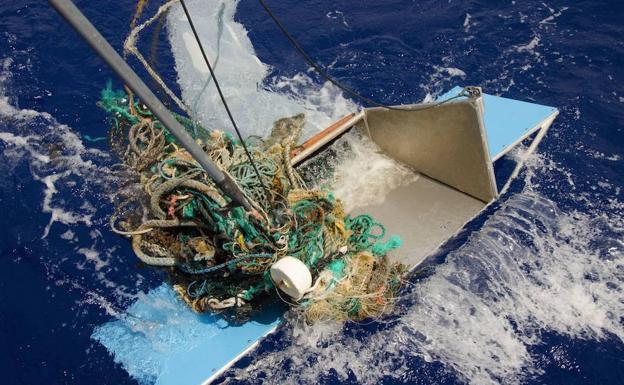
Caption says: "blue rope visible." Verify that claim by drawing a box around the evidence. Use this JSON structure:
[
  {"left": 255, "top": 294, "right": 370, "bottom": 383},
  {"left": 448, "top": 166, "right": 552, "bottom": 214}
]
[{"left": 179, "top": 253, "right": 274, "bottom": 275}]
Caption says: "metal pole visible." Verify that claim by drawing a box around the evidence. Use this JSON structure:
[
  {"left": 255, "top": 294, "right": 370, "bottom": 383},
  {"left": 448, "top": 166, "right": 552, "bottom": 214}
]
[{"left": 47, "top": 0, "right": 252, "bottom": 210}]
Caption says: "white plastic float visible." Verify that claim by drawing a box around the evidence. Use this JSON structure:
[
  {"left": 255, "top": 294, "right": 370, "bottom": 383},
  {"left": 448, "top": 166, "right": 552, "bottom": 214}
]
[{"left": 270, "top": 256, "right": 313, "bottom": 301}]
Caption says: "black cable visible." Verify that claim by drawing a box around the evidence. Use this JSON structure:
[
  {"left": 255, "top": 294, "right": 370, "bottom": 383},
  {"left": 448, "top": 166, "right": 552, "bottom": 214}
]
[
  {"left": 180, "top": 0, "right": 270, "bottom": 201},
  {"left": 257, "top": 0, "right": 468, "bottom": 111}
]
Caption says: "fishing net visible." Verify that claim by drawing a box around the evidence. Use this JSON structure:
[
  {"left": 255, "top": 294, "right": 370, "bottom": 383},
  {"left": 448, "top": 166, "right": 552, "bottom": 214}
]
[
  {"left": 101, "top": 0, "right": 406, "bottom": 323},
  {"left": 99, "top": 84, "right": 407, "bottom": 323}
]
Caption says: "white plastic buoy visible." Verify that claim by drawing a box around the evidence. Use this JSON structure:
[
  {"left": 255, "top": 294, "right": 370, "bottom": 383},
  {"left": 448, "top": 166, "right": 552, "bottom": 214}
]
[{"left": 270, "top": 256, "right": 312, "bottom": 301}]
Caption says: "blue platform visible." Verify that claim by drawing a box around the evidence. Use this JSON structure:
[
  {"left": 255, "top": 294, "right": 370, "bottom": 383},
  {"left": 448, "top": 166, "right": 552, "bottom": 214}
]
[
  {"left": 439, "top": 86, "right": 558, "bottom": 160},
  {"left": 92, "top": 285, "right": 282, "bottom": 385},
  {"left": 93, "top": 88, "right": 558, "bottom": 385}
]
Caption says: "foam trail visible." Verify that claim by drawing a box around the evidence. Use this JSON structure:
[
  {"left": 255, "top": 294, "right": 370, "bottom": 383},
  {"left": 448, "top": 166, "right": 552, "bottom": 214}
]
[
  {"left": 331, "top": 132, "right": 418, "bottom": 211},
  {"left": 0, "top": 60, "right": 106, "bottom": 238},
  {"left": 166, "top": 0, "right": 357, "bottom": 139},
  {"left": 0, "top": 56, "right": 142, "bottom": 310}
]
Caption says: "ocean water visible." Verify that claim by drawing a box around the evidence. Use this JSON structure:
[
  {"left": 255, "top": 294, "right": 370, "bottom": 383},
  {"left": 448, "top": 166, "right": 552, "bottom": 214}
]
[{"left": 1, "top": 1, "right": 623, "bottom": 385}]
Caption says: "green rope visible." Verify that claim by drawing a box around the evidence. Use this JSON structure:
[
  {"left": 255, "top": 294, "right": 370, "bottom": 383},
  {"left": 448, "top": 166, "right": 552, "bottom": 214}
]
[
  {"left": 101, "top": 84, "right": 405, "bottom": 321},
  {"left": 346, "top": 214, "right": 386, "bottom": 251}
]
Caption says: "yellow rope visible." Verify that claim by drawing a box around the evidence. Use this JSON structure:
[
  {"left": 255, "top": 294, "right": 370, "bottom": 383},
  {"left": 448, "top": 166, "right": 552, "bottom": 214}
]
[{"left": 130, "top": 0, "right": 150, "bottom": 29}]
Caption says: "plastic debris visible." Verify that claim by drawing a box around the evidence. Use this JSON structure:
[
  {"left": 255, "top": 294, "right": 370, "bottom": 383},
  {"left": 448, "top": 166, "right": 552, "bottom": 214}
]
[{"left": 100, "top": 84, "right": 406, "bottom": 323}]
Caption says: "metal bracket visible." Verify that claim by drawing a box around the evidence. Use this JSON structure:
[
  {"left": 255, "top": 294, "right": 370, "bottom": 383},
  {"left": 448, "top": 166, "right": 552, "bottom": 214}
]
[{"left": 460, "top": 86, "right": 482, "bottom": 99}]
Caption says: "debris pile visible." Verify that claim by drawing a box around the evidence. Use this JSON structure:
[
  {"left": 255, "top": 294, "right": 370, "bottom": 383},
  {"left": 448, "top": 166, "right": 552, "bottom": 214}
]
[{"left": 100, "top": 84, "right": 406, "bottom": 322}]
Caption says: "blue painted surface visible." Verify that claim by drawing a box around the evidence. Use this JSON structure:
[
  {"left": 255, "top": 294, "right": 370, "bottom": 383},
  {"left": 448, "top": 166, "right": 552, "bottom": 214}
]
[
  {"left": 155, "top": 307, "right": 281, "bottom": 385},
  {"left": 93, "top": 285, "right": 281, "bottom": 385},
  {"left": 439, "top": 86, "right": 558, "bottom": 159}
]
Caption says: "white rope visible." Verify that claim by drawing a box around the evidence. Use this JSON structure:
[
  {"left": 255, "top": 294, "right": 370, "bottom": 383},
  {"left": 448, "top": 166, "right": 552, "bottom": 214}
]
[{"left": 124, "top": 0, "right": 191, "bottom": 115}]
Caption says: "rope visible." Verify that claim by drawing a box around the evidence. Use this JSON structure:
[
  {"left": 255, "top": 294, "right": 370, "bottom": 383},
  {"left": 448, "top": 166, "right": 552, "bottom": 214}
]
[
  {"left": 150, "top": 175, "right": 226, "bottom": 219},
  {"left": 124, "top": 0, "right": 191, "bottom": 115},
  {"left": 130, "top": 0, "right": 149, "bottom": 29},
  {"left": 131, "top": 219, "right": 201, "bottom": 266},
  {"left": 180, "top": 253, "right": 274, "bottom": 275},
  {"left": 257, "top": 0, "right": 470, "bottom": 111},
  {"left": 100, "top": 0, "right": 410, "bottom": 320}
]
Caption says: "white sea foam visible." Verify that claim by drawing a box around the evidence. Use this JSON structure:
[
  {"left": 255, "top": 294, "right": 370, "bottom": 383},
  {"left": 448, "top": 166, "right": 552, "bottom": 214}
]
[
  {"left": 323, "top": 131, "right": 418, "bottom": 212},
  {"left": 0, "top": 95, "right": 99, "bottom": 238},
  {"left": 463, "top": 13, "right": 473, "bottom": 32},
  {"left": 78, "top": 245, "right": 109, "bottom": 271},
  {"left": 435, "top": 65, "right": 467, "bottom": 78},
  {"left": 326, "top": 10, "right": 350, "bottom": 28},
  {"left": 60, "top": 229, "right": 76, "bottom": 240},
  {"left": 539, "top": 5, "right": 569, "bottom": 26},
  {"left": 515, "top": 36, "right": 541, "bottom": 55},
  {"left": 424, "top": 63, "right": 468, "bottom": 97},
  {"left": 166, "top": 0, "right": 356, "bottom": 140}
]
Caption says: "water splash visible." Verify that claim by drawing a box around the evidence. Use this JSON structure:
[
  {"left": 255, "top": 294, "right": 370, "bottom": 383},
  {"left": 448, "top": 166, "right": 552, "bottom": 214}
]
[
  {"left": 166, "top": 0, "right": 357, "bottom": 139},
  {"left": 92, "top": 2, "right": 624, "bottom": 384}
]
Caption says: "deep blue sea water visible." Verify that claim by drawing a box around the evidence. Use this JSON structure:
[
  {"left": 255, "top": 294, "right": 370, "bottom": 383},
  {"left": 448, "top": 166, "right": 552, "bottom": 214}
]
[{"left": 1, "top": 1, "right": 623, "bottom": 385}]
